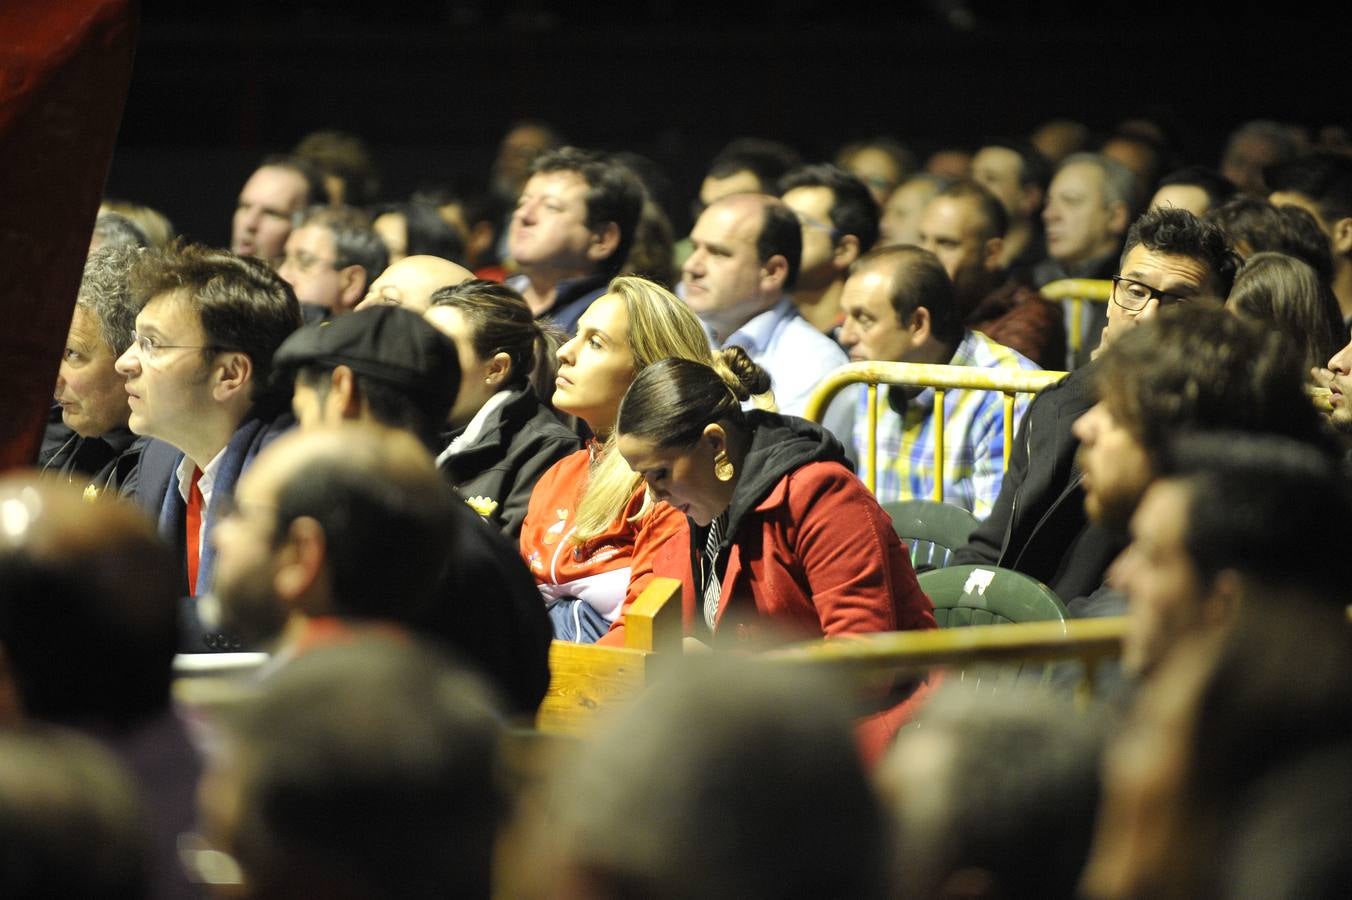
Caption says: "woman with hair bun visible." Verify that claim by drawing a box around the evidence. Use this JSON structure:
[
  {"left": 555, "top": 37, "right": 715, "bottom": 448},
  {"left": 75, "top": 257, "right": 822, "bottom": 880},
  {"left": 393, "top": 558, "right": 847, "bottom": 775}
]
[{"left": 612, "top": 352, "right": 935, "bottom": 757}]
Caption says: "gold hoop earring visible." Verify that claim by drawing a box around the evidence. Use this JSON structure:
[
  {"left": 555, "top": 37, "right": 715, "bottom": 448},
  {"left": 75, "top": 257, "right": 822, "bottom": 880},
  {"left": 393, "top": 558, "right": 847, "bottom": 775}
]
[{"left": 714, "top": 450, "right": 735, "bottom": 482}]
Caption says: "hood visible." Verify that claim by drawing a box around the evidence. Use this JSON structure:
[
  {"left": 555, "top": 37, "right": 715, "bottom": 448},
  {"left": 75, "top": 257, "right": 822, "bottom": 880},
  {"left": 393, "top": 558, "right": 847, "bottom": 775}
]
[{"left": 720, "top": 411, "right": 849, "bottom": 543}]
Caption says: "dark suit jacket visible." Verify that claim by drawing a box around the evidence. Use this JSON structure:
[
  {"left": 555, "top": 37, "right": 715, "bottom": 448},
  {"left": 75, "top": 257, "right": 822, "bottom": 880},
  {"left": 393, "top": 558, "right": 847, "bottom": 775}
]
[
  {"left": 439, "top": 389, "right": 581, "bottom": 539},
  {"left": 130, "top": 414, "right": 294, "bottom": 652},
  {"left": 951, "top": 364, "right": 1127, "bottom": 602}
]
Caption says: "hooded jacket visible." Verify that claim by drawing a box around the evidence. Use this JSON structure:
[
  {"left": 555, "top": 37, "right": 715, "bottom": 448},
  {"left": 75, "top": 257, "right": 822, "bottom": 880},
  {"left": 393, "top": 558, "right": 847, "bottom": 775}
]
[
  {"left": 610, "top": 410, "right": 934, "bottom": 642},
  {"left": 602, "top": 412, "right": 936, "bottom": 761}
]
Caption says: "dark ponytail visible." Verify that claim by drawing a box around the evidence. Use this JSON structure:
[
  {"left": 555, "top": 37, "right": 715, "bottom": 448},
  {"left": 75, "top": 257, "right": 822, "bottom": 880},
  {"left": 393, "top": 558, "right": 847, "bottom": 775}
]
[{"left": 617, "top": 353, "right": 771, "bottom": 448}]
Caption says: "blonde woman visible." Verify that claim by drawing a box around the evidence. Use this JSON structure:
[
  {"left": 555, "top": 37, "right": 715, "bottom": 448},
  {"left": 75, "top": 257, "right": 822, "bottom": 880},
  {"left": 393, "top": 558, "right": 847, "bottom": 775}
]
[{"left": 519, "top": 275, "right": 733, "bottom": 642}]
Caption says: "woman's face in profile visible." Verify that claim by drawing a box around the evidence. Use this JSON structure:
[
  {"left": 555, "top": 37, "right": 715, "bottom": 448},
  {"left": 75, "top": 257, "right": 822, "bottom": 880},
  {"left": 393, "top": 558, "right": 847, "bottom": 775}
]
[
  {"left": 553, "top": 294, "right": 636, "bottom": 431},
  {"left": 616, "top": 430, "right": 733, "bottom": 527}
]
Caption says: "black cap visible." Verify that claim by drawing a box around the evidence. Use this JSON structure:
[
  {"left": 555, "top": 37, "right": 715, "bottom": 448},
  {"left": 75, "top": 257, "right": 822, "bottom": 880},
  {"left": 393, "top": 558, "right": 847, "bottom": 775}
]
[{"left": 273, "top": 306, "right": 460, "bottom": 421}]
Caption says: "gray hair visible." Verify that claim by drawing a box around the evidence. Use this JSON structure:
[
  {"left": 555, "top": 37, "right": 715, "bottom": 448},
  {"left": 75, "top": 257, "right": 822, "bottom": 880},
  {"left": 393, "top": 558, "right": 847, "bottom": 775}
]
[
  {"left": 1059, "top": 151, "right": 1137, "bottom": 211},
  {"left": 91, "top": 212, "right": 149, "bottom": 250},
  {"left": 75, "top": 245, "right": 143, "bottom": 354}
]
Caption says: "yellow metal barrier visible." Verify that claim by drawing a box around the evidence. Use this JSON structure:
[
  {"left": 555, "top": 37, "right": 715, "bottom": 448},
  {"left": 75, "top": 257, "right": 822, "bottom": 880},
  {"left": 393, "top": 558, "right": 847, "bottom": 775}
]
[
  {"left": 1039, "top": 278, "right": 1112, "bottom": 360},
  {"left": 804, "top": 361, "right": 1068, "bottom": 498}
]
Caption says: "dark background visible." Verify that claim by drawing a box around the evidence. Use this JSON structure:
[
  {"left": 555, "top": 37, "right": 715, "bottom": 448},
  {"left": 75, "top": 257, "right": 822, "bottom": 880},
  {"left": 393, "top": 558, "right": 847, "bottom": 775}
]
[{"left": 109, "top": 1, "right": 1349, "bottom": 244}]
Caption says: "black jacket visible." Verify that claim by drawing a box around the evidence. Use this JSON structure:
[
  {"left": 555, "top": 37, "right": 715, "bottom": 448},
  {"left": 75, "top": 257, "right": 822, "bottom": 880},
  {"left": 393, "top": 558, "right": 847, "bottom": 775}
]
[
  {"left": 438, "top": 389, "right": 580, "bottom": 538},
  {"left": 41, "top": 422, "right": 146, "bottom": 500},
  {"left": 951, "top": 365, "right": 1127, "bottom": 602}
]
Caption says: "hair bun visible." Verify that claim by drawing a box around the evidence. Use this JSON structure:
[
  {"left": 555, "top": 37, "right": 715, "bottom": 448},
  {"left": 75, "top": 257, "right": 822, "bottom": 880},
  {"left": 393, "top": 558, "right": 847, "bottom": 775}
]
[{"left": 717, "top": 346, "right": 772, "bottom": 400}]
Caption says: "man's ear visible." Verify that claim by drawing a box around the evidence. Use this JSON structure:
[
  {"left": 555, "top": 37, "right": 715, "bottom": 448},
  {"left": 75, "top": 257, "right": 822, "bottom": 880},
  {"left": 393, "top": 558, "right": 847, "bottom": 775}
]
[
  {"left": 336, "top": 266, "right": 368, "bottom": 312},
  {"left": 328, "top": 365, "right": 362, "bottom": 420},
  {"left": 1332, "top": 217, "right": 1352, "bottom": 257},
  {"left": 908, "top": 305, "right": 933, "bottom": 343},
  {"left": 1108, "top": 200, "right": 1130, "bottom": 236},
  {"left": 586, "top": 221, "right": 622, "bottom": 263},
  {"left": 1020, "top": 183, "right": 1044, "bottom": 218},
  {"left": 759, "top": 254, "right": 789, "bottom": 294},
  {"left": 213, "top": 352, "right": 254, "bottom": 403},
  {"left": 274, "top": 516, "right": 330, "bottom": 613},
  {"left": 1202, "top": 569, "right": 1245, "bottom": 626},
  {"left": 832, "top": 234, "right": 861, "bottom": 271},
  {"left": 982, "top": 236, "right": 1005, "bottom": 273}
]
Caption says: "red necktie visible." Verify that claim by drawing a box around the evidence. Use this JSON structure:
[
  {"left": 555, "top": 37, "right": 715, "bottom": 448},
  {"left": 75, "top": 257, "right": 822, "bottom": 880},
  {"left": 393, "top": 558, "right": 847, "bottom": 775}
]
[{"left": 185, "top": 467, "right": 204, "bottom": 595}]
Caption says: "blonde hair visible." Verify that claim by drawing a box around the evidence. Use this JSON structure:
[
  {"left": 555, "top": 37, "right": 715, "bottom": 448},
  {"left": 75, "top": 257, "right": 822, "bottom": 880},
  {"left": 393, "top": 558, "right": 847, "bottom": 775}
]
[{"left": 571, "top": 275, "right": 718, "bottom": 544}]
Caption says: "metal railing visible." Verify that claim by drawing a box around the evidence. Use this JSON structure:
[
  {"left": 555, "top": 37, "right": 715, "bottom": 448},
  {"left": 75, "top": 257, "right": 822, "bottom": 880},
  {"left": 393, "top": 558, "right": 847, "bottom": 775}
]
[
  {"left": 1039, "top": 278, "right": 1112, "bottom": 360},
  {"left": 804, "top": 361, "right": 1067, "bottom": 499}
]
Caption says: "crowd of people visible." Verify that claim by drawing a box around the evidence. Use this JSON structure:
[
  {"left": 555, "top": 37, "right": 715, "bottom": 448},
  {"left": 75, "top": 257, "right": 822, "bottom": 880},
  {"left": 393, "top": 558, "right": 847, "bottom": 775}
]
[{"left": 4, "top": 114, "right": 1352, "bottom": 896}]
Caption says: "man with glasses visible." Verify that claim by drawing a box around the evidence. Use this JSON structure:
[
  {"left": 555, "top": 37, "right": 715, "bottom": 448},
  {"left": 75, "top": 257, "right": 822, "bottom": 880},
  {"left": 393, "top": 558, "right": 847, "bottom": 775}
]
[
  {"left": 953, "top": 207, "right": 1238, "bottom": 601},
  {"left": 117, "top": 243, "right": 301, "bottom": 648},
  {"left": 276, "top": 205, "right": 387, "bottom": 323},
  {"left": 777, "top": 163, "right": 880, "bottom": 335}
]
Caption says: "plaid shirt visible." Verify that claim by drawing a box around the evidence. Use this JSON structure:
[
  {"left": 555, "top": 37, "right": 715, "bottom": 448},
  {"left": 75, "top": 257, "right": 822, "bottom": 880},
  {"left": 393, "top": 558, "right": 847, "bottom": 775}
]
[{"left": 854, "top": 330, "right": 1040, "bottom": 519}]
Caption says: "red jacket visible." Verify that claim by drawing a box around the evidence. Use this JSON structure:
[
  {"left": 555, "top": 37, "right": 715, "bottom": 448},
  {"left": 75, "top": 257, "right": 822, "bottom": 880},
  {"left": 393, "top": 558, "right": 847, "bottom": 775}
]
[{"left": 601, "top": 413, "right": 936, "bottom": 762}]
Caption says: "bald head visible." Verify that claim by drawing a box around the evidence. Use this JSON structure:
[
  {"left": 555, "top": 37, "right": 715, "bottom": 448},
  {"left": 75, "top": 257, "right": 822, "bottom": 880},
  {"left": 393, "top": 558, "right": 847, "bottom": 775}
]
[
  {"left": 0, "top": 475, "right": 177, "bottom": 726},
  {"left": 356, "top": 255, "right": 472, "bottom": 314}
]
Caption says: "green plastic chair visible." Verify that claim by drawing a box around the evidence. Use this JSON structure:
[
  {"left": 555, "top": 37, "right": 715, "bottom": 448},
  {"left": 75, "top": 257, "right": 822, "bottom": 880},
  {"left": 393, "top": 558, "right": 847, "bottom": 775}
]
[
  {"left": 884, "top": 500, "right": 980, "bottom": 570},
  {"left": 917, "top": 564, "right": 1068, "bottom": 628}
]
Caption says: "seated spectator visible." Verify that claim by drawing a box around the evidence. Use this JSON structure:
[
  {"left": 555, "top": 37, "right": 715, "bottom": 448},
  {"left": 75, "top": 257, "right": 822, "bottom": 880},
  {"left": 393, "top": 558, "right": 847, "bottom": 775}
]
[
  {"left": 695, "top": 136, "right": 801, "bottom": 213},
  {"left": 355, "top": 253, "right": 472, "bottom": 314},
  {"left": 548, "top": 657, "right": 888, "bottom": 900},
  {"left": 835, "top": 135, "right": 916, "bottom": 205},
  {"left": 1219, "top": 119, "right": 1305, "bottom": 196},
  {"left": 1205, "top": 195, "right": 1334, "bottom": 285},
  {"left": 518, "top": 276, "right": 711, "bottom": 643},
  {"left": 118, "top": 243, "right": 301, "bottom": 644},
  {"left": 90, "top": 211, "right": 148, "bottom": 252},
  {"left": 277, "top": 205, "right": 387, "bottom": 323},
  {"left": 613, "top": 356, "right": 935, "bottom": 756},
  {"left": 292, "top": 128, "right": 381, "bottom": 207},
  {"left": 1226, "top": 251, "right": 1344, "bottom": 373},
  {"left": 267, "top": 315, "right": 552, "bottom": 713},
  {"left": 1149, "top": 165, "right": 1236, "bottom": 217},
  {"left": 0, "top": 727, "right": 149, "bottom": 899},
  {"left": 506, "top": 147, "right": 644, "bottom": 332},
  {"left": 424, "top": 280, "right": 580, "bottom": 536},
  {"left": 920, "top": 180, "right": 1066, "bottom": 367},
  {"left": 777, "top": 163, "right": 880, "bottom": 334},
  {"left": 276, "top": 304, "right": 460, "bottom": 451},
  {"left": 1266, "top": 152, "right": 1352, "bottom": 327},
  {"left": 1031, "top": 118, "right": 1090, "bottom": 166},
  {"left": 195, "top": 637, "right": 503, "bottom": 899},
  {"left": 682, "top": 192, "right": 854, "bottom": 442},
  {"left": 878, "top": 684, "right": 1104, "bottom": 899},
  {"left": 878, "top": 173, "right": 951, "bottom": 248},
  {"left": 100, "top": 198, "right": 175, "bottom": 248},
  {"left": 1083, "top": 597, "right": 1352, "bottom": 899},
  {"left": 371, "top": 198, "right": 465, "bottom": 266},
  {"left": 951, "top": 209, "right": 1237, "bottom": 603},
  {"left": 229, "top": 154, "right": 324, "bottom": 268},
  {"left": 42, "top": 245, "right": 147, "bottom": 498},
  {"left": 1072, "top": 306, "right": 1330, "bottom": 619},
  {"left": 0, "top": 474, "right": 195, "bottom": 899},
  {"left": 1109, "top": 432, "right": 1351, "bottom": 680},
  {"left": 970, "top": 140, "right": 1051, "bottom": 280},
  {"left": 1034, "top": 153, "right": 1135, "bottom": 365},
  {"left": 839, "top": 245, "right": 1040, "bottom": 518}
]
